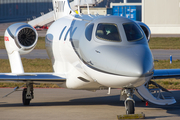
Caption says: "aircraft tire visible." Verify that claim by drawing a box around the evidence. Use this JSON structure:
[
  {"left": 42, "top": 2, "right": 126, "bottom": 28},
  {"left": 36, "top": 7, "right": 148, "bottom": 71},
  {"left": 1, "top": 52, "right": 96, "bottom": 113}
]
[
  {"left": 22, "top": 88, "right": 31, "bottom": 105},
  {"left": 126, "top": 100, "right": 134, "bottom": 114}
]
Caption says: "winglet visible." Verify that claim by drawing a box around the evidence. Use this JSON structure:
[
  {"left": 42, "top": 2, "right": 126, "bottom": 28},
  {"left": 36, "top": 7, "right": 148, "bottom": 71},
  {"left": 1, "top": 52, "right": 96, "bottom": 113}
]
[{"left": 52, "top": 0, "right": 76, "bottom": 20}]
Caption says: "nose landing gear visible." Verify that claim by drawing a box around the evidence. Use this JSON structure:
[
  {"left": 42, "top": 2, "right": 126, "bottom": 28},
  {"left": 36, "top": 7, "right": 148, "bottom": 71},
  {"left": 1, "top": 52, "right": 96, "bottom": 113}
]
[
  {"left": 120, "top": 88, "right": 135, "bottom": 114},
  {"left": 125, "top": 99, "right": 135, "bottom": 114}
]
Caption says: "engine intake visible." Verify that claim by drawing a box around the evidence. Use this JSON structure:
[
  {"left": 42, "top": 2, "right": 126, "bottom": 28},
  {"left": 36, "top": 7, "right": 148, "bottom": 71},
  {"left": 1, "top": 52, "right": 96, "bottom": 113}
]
[
  {"left": 18, "top": 28, "right": 36, "bottom": 47},
  {"left": 5, "top": 23, "right": 38, "bottom": 55}
]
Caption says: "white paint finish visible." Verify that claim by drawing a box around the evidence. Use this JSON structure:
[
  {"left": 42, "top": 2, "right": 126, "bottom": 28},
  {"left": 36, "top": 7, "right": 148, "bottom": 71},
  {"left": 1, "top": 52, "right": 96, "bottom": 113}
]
[
  {"left": 8, "top": 51, "right": 24, "bottom": 74},
  {"left": 4, "top": 23, "right": 38, "bottom": 73},
  {"left": 82, "top": 63, "right": 149, "bottom": 88},
  {"left": 4, "top": 23, "right": 38, "bottom": 55},
  {"left": 46, "top": 10, "right": 152, "bottom": 89}
]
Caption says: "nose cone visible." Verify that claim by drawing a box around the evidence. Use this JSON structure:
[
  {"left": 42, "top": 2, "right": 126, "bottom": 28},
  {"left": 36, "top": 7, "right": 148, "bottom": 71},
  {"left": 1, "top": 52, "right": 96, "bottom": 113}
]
[
  {"left": 95, "top": 45, "right": 154, "bottom": 77},
  {"left": 115, "top": 45, "right": 154, "bottom": 77}
]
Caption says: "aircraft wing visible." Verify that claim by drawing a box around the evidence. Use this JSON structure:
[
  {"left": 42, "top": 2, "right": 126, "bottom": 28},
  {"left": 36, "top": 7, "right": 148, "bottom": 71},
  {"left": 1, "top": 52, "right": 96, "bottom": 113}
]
[
  {"left": 0, "top": 73, "right": 66, "bottom": 83},
  {"left": 153, "top": 69, "right": 180, "bottom": 79}
]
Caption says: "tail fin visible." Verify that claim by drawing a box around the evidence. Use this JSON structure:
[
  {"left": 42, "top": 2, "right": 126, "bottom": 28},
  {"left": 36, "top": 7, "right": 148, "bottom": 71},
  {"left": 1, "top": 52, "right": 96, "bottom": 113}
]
[{"left": 52, "top": 0, "right": 76, "bottom": 20}]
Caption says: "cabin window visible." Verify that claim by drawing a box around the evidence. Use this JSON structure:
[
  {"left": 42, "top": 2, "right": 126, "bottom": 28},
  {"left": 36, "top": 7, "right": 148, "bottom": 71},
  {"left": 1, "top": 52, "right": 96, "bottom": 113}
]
[
  {"left": 85, "top": 23, "right": 94, "bottom": 41},
  {"left": 95, "top": 23, "right": 121, "bottom": 42},
  {"left": 123, "top": 22, "right": 144, "bottom": 42}
]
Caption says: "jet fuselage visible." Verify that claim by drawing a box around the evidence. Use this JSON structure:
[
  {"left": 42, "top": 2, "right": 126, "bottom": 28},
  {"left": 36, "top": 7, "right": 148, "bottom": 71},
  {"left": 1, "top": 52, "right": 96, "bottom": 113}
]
[{"left": 46, "top": 15, "right": 154, "bottom": 89}]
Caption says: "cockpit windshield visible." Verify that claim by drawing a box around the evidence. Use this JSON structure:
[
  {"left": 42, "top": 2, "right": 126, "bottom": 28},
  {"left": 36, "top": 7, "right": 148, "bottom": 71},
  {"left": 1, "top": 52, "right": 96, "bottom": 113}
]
[
  {"left": 123, "top": 22, "right": 144, "bottom": 42},
  {"left": 96, "top": 23, "right": 121, "bottom": 42}
]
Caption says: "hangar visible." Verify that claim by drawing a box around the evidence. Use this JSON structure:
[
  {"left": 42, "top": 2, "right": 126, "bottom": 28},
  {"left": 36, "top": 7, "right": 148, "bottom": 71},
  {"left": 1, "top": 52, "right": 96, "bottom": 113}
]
[{"left": 0, "top": 0, "right": 180, "bottom": 34}]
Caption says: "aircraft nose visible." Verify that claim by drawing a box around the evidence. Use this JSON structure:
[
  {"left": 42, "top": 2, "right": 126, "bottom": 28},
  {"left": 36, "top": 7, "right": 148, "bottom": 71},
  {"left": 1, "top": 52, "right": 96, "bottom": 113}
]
[{"left": 115, "top": 45, "right": 154, "bottom": 77}]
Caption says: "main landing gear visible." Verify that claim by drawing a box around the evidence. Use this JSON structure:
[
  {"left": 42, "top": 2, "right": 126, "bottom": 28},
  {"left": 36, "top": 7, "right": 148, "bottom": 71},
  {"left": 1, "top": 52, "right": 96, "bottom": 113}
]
[
  {"left": 120, "top": 88, "right": 135, "bottom": 114},
  {"left": 2, "top": 82, "right": 34, "bottom": 105},
  {"left": 22, "top": 83, "right": 34, "bottom": 105}
]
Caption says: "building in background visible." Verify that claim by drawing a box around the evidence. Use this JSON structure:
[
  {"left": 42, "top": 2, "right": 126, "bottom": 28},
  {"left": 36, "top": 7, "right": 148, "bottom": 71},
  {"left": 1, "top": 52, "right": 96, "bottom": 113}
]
[
  {"left": 0, "top": 0, "right": 99, "bottom": 23},
  {"left": 142, "top": 0, "right": 180, "bottom": 34},
  {"left": 81, "top": 0, "right": 141, "bottom": 20},
  {"left": 0, "top": 0, "right": 180, "bottom": 34},
  {"left": 0, "top": 0, "right": 53, "bottom": 23},
  {"left": 110, "top": 0, "right": 141, "bottom": 21},
  {"left": 109, "top": 0, "right": 180, "bottom": 34}
]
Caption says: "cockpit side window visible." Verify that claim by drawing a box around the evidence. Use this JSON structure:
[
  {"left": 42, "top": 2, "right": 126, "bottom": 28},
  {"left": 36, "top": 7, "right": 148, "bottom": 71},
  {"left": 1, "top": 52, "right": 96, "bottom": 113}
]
[
  {"left": 85, "top": 23, "right": 94, "bottom": 41},
  {"left": 123, "top": 22, "right": 144, "bottom": 42},
  {"left": 95, "top": 23, "right": 121, "bottom": 42}
]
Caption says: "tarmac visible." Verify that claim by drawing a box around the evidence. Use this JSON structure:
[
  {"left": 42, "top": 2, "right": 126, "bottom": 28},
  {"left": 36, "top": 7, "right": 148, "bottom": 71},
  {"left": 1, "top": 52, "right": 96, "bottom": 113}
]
[{"left": 0, "top": 88, "right": 180, "bottom": 120}]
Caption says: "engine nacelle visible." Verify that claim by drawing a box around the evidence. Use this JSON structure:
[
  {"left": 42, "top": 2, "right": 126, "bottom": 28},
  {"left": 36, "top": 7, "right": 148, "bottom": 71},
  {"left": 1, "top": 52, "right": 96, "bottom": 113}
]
[
  {"left": 136, "top": 21, "right": 151, "bottom": 42},
  {"left": 4, "top": 23, "right": 38, "bottom": 55}
]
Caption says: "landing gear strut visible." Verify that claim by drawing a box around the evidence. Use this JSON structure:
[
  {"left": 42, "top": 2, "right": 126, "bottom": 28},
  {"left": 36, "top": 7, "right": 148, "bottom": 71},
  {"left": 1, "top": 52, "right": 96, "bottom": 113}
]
[
  {"left": 22, "top": 83, "right": 34, "bottom": 105},
  {"left": 120, "top": 88, "right": 135, "bottom": 114}
]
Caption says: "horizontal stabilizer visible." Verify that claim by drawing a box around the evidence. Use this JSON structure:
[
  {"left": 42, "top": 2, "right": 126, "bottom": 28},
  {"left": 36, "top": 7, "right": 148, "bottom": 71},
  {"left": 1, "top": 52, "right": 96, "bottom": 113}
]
[{"left": 28, "top": 11, "right": 55, "bottom": 27}]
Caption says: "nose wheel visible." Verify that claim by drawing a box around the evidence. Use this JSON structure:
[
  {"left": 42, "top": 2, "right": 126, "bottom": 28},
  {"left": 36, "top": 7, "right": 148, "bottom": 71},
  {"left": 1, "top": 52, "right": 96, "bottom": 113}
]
[
  {"left": 121, "top": 88, "right": 135, "bottom": 114},
  {"left": 126, "top": 100, "right": 135, "bottom": 114}
]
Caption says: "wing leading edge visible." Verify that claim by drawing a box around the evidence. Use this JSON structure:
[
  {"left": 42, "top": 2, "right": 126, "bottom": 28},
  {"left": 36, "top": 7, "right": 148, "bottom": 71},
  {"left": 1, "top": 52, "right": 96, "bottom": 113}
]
[
  {"left": 153, "top": 69, "right": 180, "bottom": 79},
  {"left": 0, "top": 73, "right": 66, "bottom": 83}
]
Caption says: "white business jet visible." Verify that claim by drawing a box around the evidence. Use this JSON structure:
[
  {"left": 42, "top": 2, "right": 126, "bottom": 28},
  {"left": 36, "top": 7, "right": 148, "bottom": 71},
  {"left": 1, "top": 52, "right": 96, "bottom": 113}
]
[{"left": 1, "top": 0, "right": 179, "bottom": 114}]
